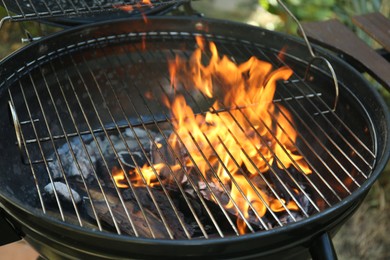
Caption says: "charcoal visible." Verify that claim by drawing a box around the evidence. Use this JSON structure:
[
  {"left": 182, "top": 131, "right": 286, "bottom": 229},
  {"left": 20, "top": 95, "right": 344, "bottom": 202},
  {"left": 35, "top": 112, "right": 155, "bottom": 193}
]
[
  {"left": 278, "top": 211, "right": 305, "bottom": 225},
  {"left": 151, "top": 136, "right": 187, "bottom": 185},
  {"left": 44, "top": 181, "right": 81, "bottom": 204},
  {"left": 84, "top": 187, "right": 173, "bottom": 238},
  {"left": 48, "top": 136, "right": 97, "bottom": 180},
  {"left": 117, "top": 150, "right": 146, "bottom": 168},
  {"left": 85, "top": 200, "right": 170, "bottom": 238},
  {"left": 48, "top": 128, "right": 156, "bottom": 181},
  {"left": 122, "top": 187, "right": 194, "bottom": 238},
  {"left": 185, "top": 179, "right": 266, "bottom": 231}
]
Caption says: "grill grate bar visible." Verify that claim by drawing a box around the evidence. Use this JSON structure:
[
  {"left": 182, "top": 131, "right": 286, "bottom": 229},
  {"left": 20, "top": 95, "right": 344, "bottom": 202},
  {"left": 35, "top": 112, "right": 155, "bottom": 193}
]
[
  {"left": 235, "top": 42, "right": 373, "bottom": 183},
  {"left": 175, "top": 42, "right": 328, "bottom": 211},
  {"left": 278, "top": 73, "right": 372, "bottom": 181},
  {"left": 28, "top": 69, "right": 85, "bottom": 226},
  {"left": 45, "top": 60, "right": 105, "bottom": 231},
  {"left": 6, "top": 32, "right": 377, "bottom": 239},
  {"left": 265, "top": 109, "right": 342, "bottom": 202},
  {"left": 1, "top": 0, "right": 186, "bottom": 23},
  {"left": 216, "top": 41, "right": 358, "bottom": 196},
  {"left": 241, "top": 41, "right": 375, "bottom": 160},
  {"left": 77, "top": 50, "right": 194, "bottom": 239},
  {"left": 49, "top": 59, "right": 122, "bottom": 234},
  {"left": 64, "top": 53, "right": 156, "bottom": 237},
  {"left": 16, "top": 80, "right": 67, "bottom": 220},
  {"left": 160, "top": 54, "right": 310, "bottom": 222},
  {"left": 111, "top": 42, "right": 243, "bottom": 236},
  {"left": 133, "top": 43, "right": 301, "bottom": 227},
  {"left": 7, "top": 97, "right": 47, "bottom": 214},
  {"left": 271, "top": 94, "right": 357, "bottom": 192},
  {"left": 274, "top": 53, "right": 376, "bottom": 166},
  {"left": 19, "top": 93, "right": 323, "bottom": 146}
]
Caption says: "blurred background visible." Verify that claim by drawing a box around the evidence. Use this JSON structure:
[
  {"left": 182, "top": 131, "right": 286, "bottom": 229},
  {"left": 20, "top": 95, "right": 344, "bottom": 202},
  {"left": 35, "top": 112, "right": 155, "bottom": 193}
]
[{"left": 0, "top": 0, "right": 389, "bottom": 259}]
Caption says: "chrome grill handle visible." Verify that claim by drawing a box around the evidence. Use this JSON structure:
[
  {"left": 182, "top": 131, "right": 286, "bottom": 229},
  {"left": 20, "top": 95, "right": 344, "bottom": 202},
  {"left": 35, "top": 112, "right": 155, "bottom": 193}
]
[
  {"left": 8, "top": 100, "right": 23, "bottom": 154},
  {"left": 275, "top": 0, "right": 339, "bottom": 111}
]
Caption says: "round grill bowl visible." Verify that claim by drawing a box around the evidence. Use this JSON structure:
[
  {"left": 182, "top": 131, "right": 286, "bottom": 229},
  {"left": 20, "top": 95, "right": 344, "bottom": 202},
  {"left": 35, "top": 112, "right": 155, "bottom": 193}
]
[{"left": 0, "top": 17, "right": 388, "bottom": 259}]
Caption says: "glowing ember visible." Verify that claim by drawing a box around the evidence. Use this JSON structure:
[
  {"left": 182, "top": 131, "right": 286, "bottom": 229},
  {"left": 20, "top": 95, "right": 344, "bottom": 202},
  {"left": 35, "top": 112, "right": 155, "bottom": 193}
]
[
  {"left": 113, "top": 0, "right": 152, "bottom": 22},
  {"left": 113, "top": 36, "right": 312, "bottom": 233},
  {"left": 112, "top": 166, "right": 129, "bottom": 189}
]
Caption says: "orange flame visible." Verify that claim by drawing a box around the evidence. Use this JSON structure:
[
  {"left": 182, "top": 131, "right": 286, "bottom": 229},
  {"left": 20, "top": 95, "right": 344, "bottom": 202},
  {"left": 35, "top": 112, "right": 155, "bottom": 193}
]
[
  {"left": 113, "top": 163, "right": 166, "bottom": 188},
  {"left": 112, "top": 167, "right": 129, "bottom": 188},
  {"left": 134, "top": 163, "right": 163, "bottom": 186},
  {"left": 113, "top": 0, "right": 151, "bottom": 23},
  {"left": 115, "top": 5, "right": 134, "bottom": 12},
  {"left": 166, "top": 37, "right": 311, "bottom": 232},
  {"left": 114, "top": 37, "right": 311, "bottom": 233}
]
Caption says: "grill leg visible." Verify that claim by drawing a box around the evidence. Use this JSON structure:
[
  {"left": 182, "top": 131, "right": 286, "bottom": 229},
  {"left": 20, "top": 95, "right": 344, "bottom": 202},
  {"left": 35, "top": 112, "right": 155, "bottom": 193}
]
[
  {"left": 310, "top": 232, "right": 337, "bottom": 260},
  {"left": 0, "top": 209, "right": 21, "bottom": 246}
]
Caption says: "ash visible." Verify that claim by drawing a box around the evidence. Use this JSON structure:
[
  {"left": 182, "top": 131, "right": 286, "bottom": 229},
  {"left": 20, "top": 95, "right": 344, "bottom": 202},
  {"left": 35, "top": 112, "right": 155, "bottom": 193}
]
[
  {"left": 48, "top": 128, "right": 155, "bottom": 181},
  {"left": 44, "top": 181, "right": 81, "bottom": 204},
  {"left": 44, "top": 126, "right": 316, "bottom": 238}
]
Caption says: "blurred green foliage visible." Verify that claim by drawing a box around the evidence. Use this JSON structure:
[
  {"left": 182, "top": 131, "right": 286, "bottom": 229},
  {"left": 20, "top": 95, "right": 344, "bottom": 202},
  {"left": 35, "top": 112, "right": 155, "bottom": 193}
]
[
  {"left": 0, "top": 6, "right": 60, "bottom": 59},
  {"left": 259, "top": 0, "right": 390, "bottom": 105},
  {"left": 259, "top": 0, "right": 388, "bottom": 33}
]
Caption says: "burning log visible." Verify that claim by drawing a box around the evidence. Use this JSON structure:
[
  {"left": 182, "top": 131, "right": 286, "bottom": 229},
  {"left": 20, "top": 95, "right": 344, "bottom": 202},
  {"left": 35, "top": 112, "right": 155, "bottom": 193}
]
[
  {"left": 122, "top": 187, "right": 194, "bottom": 238},
  {"left": 84, "top": 186, "right": 191, "bottom": 239}
]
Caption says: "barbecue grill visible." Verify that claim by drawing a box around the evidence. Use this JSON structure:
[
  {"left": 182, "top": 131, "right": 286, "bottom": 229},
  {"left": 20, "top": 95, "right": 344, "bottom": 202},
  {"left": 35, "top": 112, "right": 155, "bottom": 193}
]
[{"left": 0, "top": 1, "right": 389, "bottom": 260}]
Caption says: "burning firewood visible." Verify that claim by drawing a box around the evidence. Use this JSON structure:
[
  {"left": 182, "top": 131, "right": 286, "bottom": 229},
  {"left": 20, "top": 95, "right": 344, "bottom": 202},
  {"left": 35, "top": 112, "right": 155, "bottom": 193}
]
[
  {"left": 83, "top": 186, "right": 189, "bottom": 239},
  {"left": 122, "top": 187, "right": 195, "bottom": 238}
]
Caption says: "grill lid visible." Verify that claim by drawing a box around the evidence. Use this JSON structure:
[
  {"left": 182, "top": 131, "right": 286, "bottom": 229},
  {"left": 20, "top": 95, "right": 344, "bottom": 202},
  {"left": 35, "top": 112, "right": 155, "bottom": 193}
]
[{"left": 0, "top": 17, "right": 383, "bottom": 241}]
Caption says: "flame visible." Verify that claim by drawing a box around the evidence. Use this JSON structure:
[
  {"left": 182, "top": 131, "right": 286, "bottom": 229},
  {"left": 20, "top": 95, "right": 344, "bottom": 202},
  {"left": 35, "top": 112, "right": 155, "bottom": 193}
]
[
  {"left": 113, "top": 0, "right": 151, "bottom": 23},
  {"left": 134, "top": 163, "right": 163, "bottom": 186},
  {"left": 166, "top": 37, "right": 311, "bottom": 232},
  {"left": 115, "top": 5, "right": 134, "bottom": 12},
  {"left": 113, "top": 163, "right": 165, "bottom": 188},
  {"left": 112, "top": 166, "right": 129, "bottom": 188},
  {"left": 113, "top": 36, "right": 311, "bottom": 233}
]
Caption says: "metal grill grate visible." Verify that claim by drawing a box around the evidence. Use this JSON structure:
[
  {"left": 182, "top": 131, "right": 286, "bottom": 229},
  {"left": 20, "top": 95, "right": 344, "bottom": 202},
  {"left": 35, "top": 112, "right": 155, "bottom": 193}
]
[
  {"left": 0, "top": 0, "right": 186, "bottom": 24},
  {"left": 6, "top": 30, "right": 376, "bottom": 239}
]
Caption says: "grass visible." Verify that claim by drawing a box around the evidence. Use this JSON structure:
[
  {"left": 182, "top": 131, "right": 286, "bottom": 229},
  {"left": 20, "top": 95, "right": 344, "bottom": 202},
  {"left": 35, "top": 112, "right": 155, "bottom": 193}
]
[{"left": 334, "top": 163, "right": 390, "bottom": 259}]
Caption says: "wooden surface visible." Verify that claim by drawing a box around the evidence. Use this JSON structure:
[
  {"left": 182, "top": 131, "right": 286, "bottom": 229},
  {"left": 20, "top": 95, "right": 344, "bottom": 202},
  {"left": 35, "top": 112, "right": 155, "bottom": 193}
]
[
  {"left": 353, "top": 12, "right": 390, "bottom": 53},
  {"left": 302, "top": 18, "right": 390, "bottom": 90},
  {"left": 0, "top": 241, "right": 39, "bottom": 260}
]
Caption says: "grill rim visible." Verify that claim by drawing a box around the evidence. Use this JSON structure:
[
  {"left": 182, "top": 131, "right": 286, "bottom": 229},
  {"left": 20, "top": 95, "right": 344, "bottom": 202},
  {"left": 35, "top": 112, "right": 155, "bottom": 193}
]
[{"left": 0, "top": 16, "right": 388, "bottom": 258}]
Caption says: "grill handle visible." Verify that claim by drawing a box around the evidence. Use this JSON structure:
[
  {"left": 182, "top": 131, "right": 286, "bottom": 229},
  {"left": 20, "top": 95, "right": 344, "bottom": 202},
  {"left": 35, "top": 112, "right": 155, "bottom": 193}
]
[
  {"left": 8, "top": 101, "right": 22, "bottom": 154},
  {"left": 276, "top": 0, "right": 339, "bottom": 111},
  {"left": 310, "top": 232, "right": 337, "bottom": 260}
]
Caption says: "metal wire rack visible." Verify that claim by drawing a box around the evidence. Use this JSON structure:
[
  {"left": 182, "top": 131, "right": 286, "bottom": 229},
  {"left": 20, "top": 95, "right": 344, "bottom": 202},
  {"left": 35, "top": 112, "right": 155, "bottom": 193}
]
[
  {"left": 6, "top": 29, "right": 376, "bottom": 238},
  {"left": 0, "top": 0, "right": 188, "bottom": 28}
]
